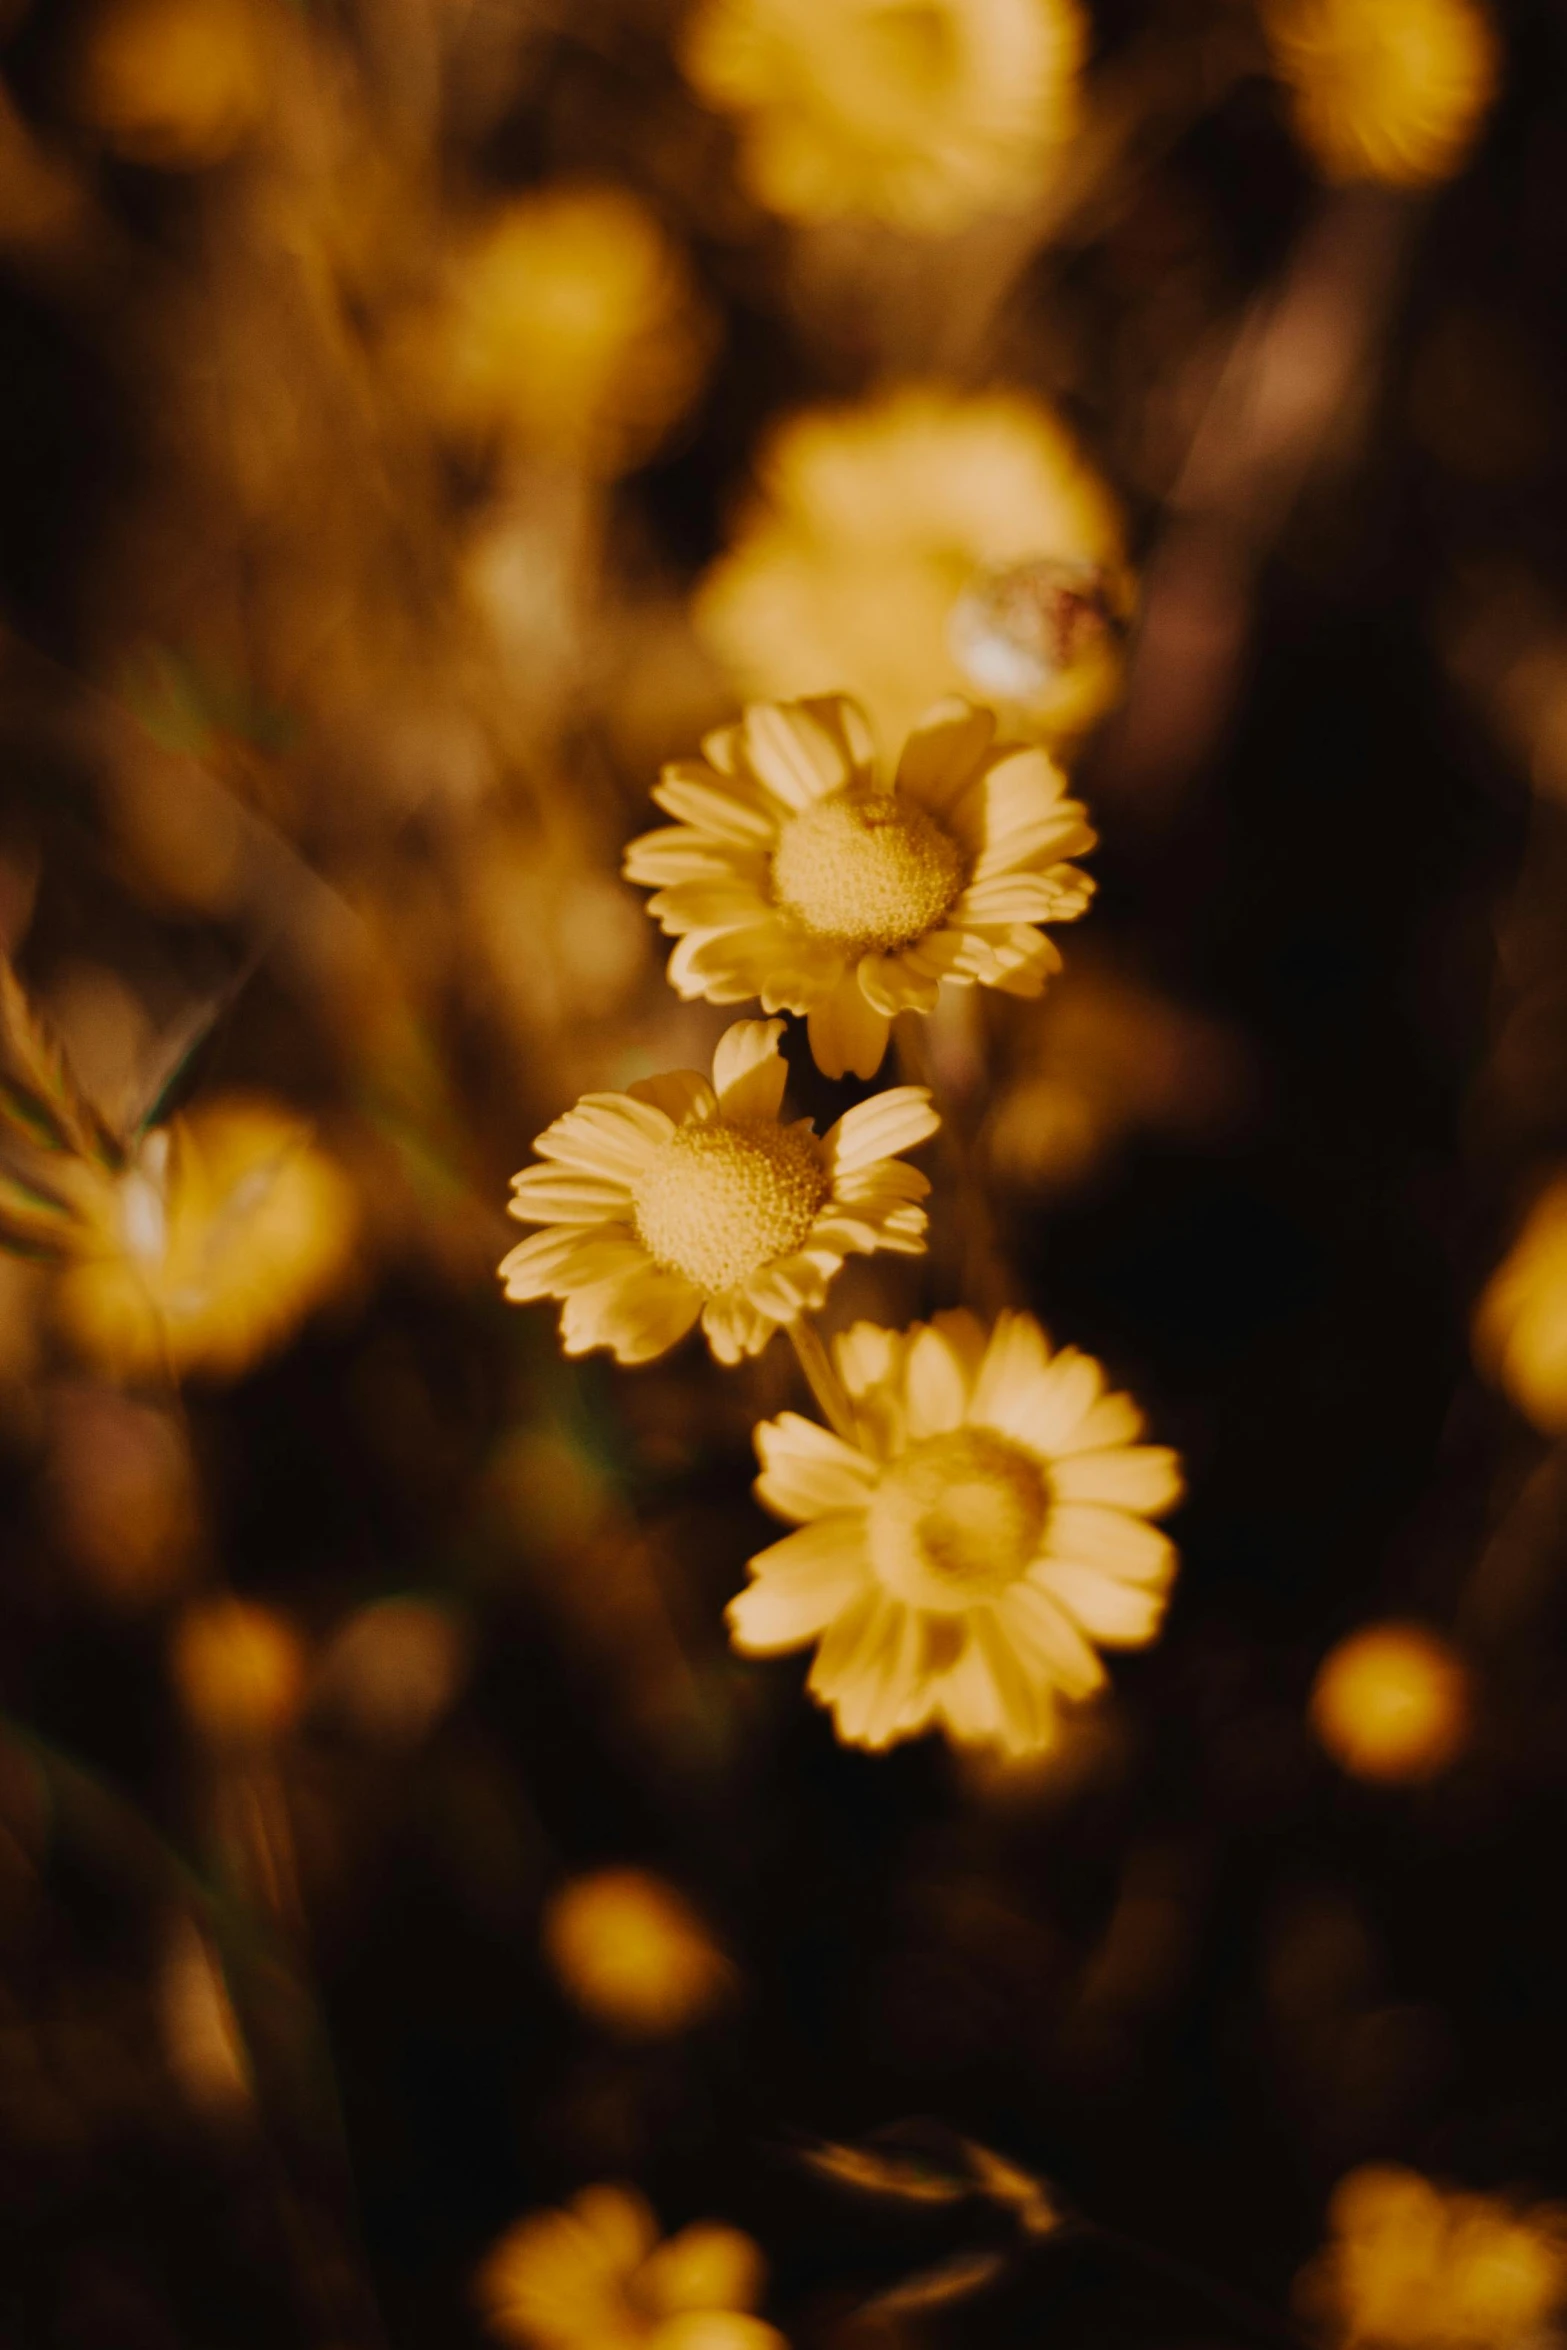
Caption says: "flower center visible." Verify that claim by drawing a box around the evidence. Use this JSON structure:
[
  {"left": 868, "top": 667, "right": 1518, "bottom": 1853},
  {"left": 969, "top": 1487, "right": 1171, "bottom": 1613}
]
[
  {"left": 770, "top": 793, "right": 965, "bottom": 955},
  {"left": 631, "top": 1118, "right": 827, "bottom": 1296},
  {"left": 868, "top": 1427, "right": 1048, "bottom": 1611},
  {"left": 949, "top": 558, "right": 1121, "bottom": 705}
]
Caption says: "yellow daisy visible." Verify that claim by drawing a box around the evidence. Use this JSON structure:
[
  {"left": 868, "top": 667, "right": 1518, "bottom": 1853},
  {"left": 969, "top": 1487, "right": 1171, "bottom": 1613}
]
[
  {"left": 694, "top": 385, "right": 1129, "bottom": 749},
  {"left": 478, "top": 2183, "right": 783, "bottom": 2350},
  {"left": 680, "top": 0, "right": 1086, "bottom": 232},
  {"left": 623, "top": 693, "right": 1095, "bottom": 1081},
  {"left": 1262, "top": 0, "right": 1500, "bottom": 189},
  {"left": 499, "top": 1018, "right": 938, "bottom": 1364},
  {"left": 727, "top": 1309, "right": 1181, "bottom": 1755}
]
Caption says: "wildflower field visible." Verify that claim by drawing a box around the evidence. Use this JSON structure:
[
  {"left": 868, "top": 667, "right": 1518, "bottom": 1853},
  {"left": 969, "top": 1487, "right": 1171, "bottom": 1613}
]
[{"left": 2, "top": 0, "right": 1567, "bottom": 2344}]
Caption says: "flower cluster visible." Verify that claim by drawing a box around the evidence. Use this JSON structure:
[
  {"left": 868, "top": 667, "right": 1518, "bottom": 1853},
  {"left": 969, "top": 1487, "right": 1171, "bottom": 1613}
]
[{"left": 500, "top": 682, "right": 1182, "bottom": 1768}]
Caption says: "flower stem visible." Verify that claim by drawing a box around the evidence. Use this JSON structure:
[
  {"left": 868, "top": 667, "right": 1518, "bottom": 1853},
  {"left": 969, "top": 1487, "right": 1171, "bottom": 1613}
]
[{"left": 789, "top": 1318, "right": 858, "bottom": 1445}]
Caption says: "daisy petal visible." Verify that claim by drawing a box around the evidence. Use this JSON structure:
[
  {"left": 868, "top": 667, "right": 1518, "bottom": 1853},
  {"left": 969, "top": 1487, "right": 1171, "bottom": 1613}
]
[
  {"left": 499, "top": 1226, "right": 644, "bottom": 1299},
  {"left": 742, "top": 1252, "right": 833, "bottom": 1322},
  {"left": 701, "top": 1290, "right": 776, "bottom": 1366},
  {"left": 1037, "top": 1558, "right": 1168, "bottom": 1646},
  {"left": 1050, "top": 1445, "right": 1184, "bottom": 1513},
  {"left": 969, "top": 1311, "right": 1052, "bottom": 1429},
  {"left": 1044, "top": 1505, "right": 1175, "bottom": 1586},
  {"left": 832, "top": 1602, "right": 925, "bottom": 1749},
  {"left": 903, "top": 1323, "right": 970, "bottom": 1437},
  {"left": 560, "top": 1263, "right": 703, "bottom": 1364},
  {"left": 727, "top": 1516, "right": 871, "bottom": 1653},
  {"left": 712, "top": 1018, "right": 789, "bottom": 1119},
  {"left": 856, "top": 952, "right": 941, "bottom": 1018},
  {"left": 623, "top": 829, "right": 762, "bottom": 887},
  {"left": 627, "top": 1070, "right": 717, "bottom": 1122},
  {"left": 652, "top": 764, "right": 778, "bottom": 845},
  {"left": 822, "top": 1086, "right": 938, "bottom": 1174},
  {"left": 509, "top": 1167, "right": 634, "bottom": 1224},
  {"left": 894, "top": 699, "right": 997, "bottom": 812},
  {"left": 741, "top": 702, "right": 854, "bottom": 810},
  {"left": 953, "top": 874, "right": 1092, "bottom": 926},
  {"left": 972, "top": 1607, "right": 1055, "bottom": 1751},
  {"left": 755, "top": 1412, "right": 878, "bottom": 1521},
  {"left": 1001, "top": 1582, "right": 1106, "bottom": 1700},
  {"left": 834, "top": 1320, "right": 901, "bottom": 1400},
  {"left": 534, "top": 1098, "right": 672, "bottom": 1181},
  {"left": 806, "top": 976, "right": 890, "bottom": 1080}
]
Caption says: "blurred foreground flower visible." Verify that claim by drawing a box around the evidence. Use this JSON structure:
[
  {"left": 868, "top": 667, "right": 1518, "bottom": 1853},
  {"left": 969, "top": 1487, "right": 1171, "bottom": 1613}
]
[
  {"left": 695, "top": 387, "right": 1128, "bottom": 747},
  {"left": 478, "top": 2184, "right": 783, "bottom": 2350},
  {"left": 500, "top": 1017, "right": 937, "bottom": 1364},
  {"left": 1262, "top": 0, "right": 1499, "bottom": 188},
  {"left": 543, "top": 1868, "right": 733, "bottom": 2037},
  {"left": 170, "top": 1596, "right": 306, "bottom": 1750},
  {"left": 1474, "top": 1179, "right": 1567, "bottom": 1434},
  {"left": 626, "top": 695, "right": 1094, "bottom": 1080},
  {"left": 681, "top": 0, "right": 1084, "bottom": 231},
  {"left": 424, "top": 186, "right": 714, "bottom": 474},
  {"left": 729, "top": 1310, "right": 1181, "bottom": 1754},
  {"left": 1295, "top": 2164, "right": 1567, "bottom": 2348},
  {"left": 75, "top": 0, "right": 270, "bottom": 170},
  {"left": 56, "top": 1094, "right": 359, "bottom": 1383},
  {"left": 1310, "top": 1622, "right": 1471, "bottom": 1784}
]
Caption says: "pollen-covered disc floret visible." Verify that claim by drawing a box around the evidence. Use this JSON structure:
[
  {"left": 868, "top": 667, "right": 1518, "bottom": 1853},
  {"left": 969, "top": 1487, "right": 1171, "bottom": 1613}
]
[
  {"left": 624, "top": 693, "right": 1097, "bottom": 1081},
  {"left": 727, "top": 1309, "right": 1183, "bottom": 1755},
  {"left": 771, "top": 795, "right": 964, "bottom": 953},
  {"left": 632, "top": 1119, "right": 827, "bottom": 1294},
  {"left": 498, "top": 1019, "right": 938, "bottom": 1368}
]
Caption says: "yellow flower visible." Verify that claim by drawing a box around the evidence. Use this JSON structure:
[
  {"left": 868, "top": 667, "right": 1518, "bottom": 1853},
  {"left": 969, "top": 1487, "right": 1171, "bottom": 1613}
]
[
  {"left": 76, "top": 0, "right": 269, "bottom": 171},
  {"left": 1309, "top": 1621, "right": 1471, "bottom": 1784},
  {"left": 170, "top": 1597, "right": 307, "bottom": 1749},
  {"left": 1474, "top": 1178, "right": 1567, "bottom": 1433},
  {"left": 543, "top": 1869, "right": 734, "bottom": 2036},
  {"left": 55, "top": 1093, "right": 359, "bottom": 1383},
  {"left": 624, "top": 694, "right": 1095, "bottom": 1081},
  {"left": 499, "top": 1017, "right": 938, "bottom": 1363},
  {"left": 1295, "top": 2165, "right": 1567, "bottom": 2350},
  {"left": 694, "top": 386, "right": 1129, "bottom": 749},
  {"left": 727, "top": 1309, "right": 1181, "bottom": 1755},
  {"left": 1262, "top": 0, "right": 1500, "bottom": 188},
  {"left": 478, "top": 2185, "right": 783, "bottom": 2350},
  {"left": 682, "top": 0, "right": 1085, "bottom": 231},
  {"left": 425, "top": 185, "right": 714, "bottom": 473}
]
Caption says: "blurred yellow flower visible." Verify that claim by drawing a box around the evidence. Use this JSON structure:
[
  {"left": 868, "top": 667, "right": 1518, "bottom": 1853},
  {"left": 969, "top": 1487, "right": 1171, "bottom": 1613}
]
[
  {"left": 1474, "top": 1179, "right": 1567, "bottom": 1433},
  {"left": 682, "top": 0, "right": 1085, "bottom": 230},
  {"left": 626, "top": 695, "right": 1094, "bottom": 1081},
  {"left": 543, "top": 1868, "right": 733, "bottom": 2037},
  {"left": 695, "top": 386, "right": 1129, "bottom": 748},
  {"left": 1262, "top": 0, "right": 1500, "bottom": 187},
  {"left": 1295, "top": 2164, "right": 1567, "bottom": 2349},
  {"left": 426, "top": 185, "right": 715, "bottom": 473},
  {"left": 728, "top": 1309, "right": 1181, "bottom": 1755},
  {"left": 170, "top": 1596, "right": 306, "bottom": 1749},
  {"left": 76, "top": 0, "right": 269, "bottom": 171},
  {"left": 478, "top": 2185, "right": 783, "bottom": 2350},
  {"left": 55, "top": 1093, "right": 359, "bottom": 1383},
  {"left": 1310, "top": 1621, "right": 1471, "bottom": 1784},
  {"left": 500, "top": 1018, "right": 937, "bottom": 1364}
]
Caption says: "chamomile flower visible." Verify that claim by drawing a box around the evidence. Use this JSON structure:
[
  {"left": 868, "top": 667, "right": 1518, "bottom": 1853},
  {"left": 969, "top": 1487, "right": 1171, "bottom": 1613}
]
[
  {"left": 624, "top": 694, "right": 1095, "bottom": 1080},
  {"left": 681, "top": 0, "right": 1086, "bottom": 233},
  {"left": 478, "top": 2184, "right": 782, "bottom": 2350},
  {"left": 499, "top": 1019, "right": 938, "bottom": 1365},
  {"left": 1262, "top": 0, "right": 1499, "bottom": 189},
  {"left": 727, "top": 1310, "right": 1181, "bottom": 1755}
]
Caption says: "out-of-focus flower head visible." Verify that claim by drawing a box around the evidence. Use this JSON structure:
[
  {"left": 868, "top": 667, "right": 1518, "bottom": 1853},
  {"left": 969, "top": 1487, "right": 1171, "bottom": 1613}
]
[
  {"left": 1295, "top": 2164, "right": 1567, "bottom": 2348},
  {"left": 311, "top": 1597, "right": 470, "bottom": 1748},
  {"left": 75, "top": 0, "right": 270, "bottom": 170},
  {"left": 42, "top": 1382, "right": 202, "bottom": 1604},
  {"left": 1474, "top": 1179, "right": 1567, "bottom": 1434},
  {"left": 625, "top": 695, "right": 1095, "bottom": 1080},
  {"left": 1261, "top": 0, "right": 1500, "bottom": 188},
  {"left": 728, "top": 1309, "right": 1181, "bottom": 1755},
  {"left": 1310, "top": 1622, "right": 1471, "bottom": 1784},
  {"left": 500, "top": 1017, "right": 938, "bottom": 1364},
  {"left": 424, "top": 185, "right": 715, "bottom": 475},
  {"left": 51, "top": 1095, "right": 357, "bottom": 1384},
  {"left": 170, "top": 1595, "right": 307, "bottom": 1749},
  {"left": 681, "top": 0, "right": 1085, "bottom": 231},
  {"left": 695, "top": 387, "right": 1129, "bottom": 749},
  {"left": 478, "top": 2184, "right": 783, "bottom": 2350},
  {"left": 542, "top": 1868, "right": 734, "bottom": 2037}
]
